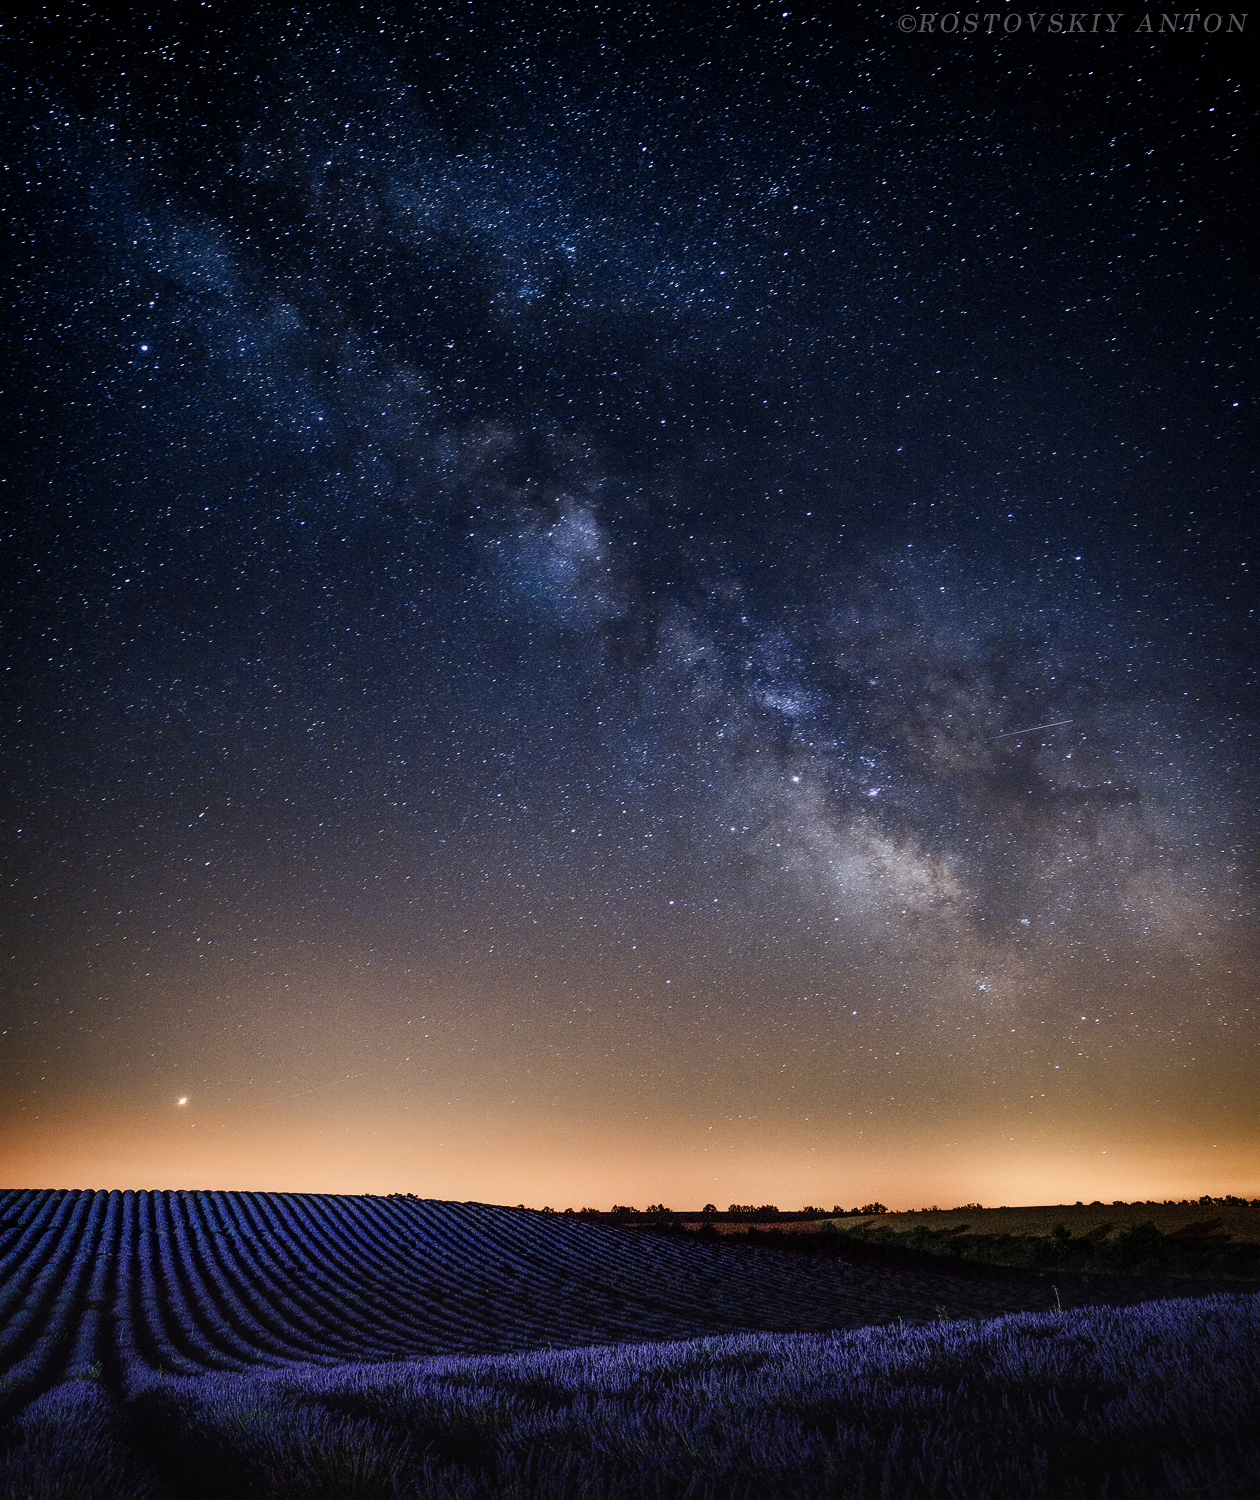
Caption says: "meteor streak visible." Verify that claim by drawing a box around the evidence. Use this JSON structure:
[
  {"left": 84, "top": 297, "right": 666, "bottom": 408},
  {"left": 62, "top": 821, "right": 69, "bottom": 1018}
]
[{"left": 991, "top": 719, "right": 1074, "bottom": 739}]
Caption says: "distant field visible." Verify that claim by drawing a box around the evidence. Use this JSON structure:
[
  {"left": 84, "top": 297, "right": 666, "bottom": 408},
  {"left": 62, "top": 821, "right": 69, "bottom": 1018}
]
[
  {"left": 836, "top": 1203, "right": 1260, "bottom": 1240},
  {"left": 688, "top": 1218, "right": 837, "bottom": 1237},
  {"left": 683, "top": 1203, "right": 1260, "bottom": 1240}
]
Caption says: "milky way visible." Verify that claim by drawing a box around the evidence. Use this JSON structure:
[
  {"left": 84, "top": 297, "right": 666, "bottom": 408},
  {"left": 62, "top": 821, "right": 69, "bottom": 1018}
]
[{"left": 4, "top": 3, "right": 1255, "bottom": 1206}]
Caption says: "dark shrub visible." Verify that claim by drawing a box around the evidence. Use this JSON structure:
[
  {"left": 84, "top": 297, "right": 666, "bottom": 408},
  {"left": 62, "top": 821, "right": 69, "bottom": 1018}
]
[{"left": 1107, "top": 1221, "right": 1168, "bottom": 1272}]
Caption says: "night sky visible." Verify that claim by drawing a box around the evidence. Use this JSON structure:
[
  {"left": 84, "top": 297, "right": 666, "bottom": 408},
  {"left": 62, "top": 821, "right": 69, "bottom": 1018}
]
[{"left": 4, "top": 3, "right": 1256, "bottom": 1209}]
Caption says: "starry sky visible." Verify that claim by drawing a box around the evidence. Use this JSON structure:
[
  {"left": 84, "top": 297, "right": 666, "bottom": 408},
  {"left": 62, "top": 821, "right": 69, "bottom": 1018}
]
[{"left": 4, "top": 2, "right": 1256, "bottom": 1208}]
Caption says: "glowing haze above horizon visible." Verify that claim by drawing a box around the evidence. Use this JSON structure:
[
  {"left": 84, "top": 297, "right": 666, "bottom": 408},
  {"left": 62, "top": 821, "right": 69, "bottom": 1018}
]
[{"left": 4, "top": 3, "right": 1256, "bottom": 1211}]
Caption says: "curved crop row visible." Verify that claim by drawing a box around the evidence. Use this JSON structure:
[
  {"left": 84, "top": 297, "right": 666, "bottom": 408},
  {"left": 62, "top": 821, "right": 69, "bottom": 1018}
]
[{"left": 0, "top": 1189, "right": 1126, "bottom": 1403}]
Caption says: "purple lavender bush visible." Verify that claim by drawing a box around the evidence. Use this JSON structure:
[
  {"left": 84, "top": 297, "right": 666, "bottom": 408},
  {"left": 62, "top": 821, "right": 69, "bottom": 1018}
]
[
  {"left": 3, "top": 1295, "right": 1257, "bottom": 1498},
  {"left": 4, "top": 1190, "right": 1258, "bottom": 1497}
]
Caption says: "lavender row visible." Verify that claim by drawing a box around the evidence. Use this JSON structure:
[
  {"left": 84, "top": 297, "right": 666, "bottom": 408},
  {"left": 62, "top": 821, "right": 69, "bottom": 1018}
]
[
  {"left": 4, "top": 1188, "right": 1229, "bottom": 1399},
  {"left": 4, "top": 1294, "right": 1258, "bottom": 1499}
]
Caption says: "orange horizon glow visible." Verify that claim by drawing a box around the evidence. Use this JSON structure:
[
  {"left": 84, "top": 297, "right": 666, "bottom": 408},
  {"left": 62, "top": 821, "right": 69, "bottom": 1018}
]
[
  {"left": 5, "top": 1093, "right": 1256, "bottom": 1211},
  {"left": 8, "top": 933, "right": 1256, "bottom": 1214}
]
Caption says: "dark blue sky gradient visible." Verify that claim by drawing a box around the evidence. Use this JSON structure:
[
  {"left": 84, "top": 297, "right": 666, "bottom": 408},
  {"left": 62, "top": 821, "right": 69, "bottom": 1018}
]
[{"left": 3, "top": 2, "right": 1255, "bottom": 1205}]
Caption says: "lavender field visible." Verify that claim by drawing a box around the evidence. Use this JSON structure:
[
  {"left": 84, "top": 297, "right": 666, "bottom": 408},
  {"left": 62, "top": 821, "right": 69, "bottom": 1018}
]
[{"left": 3, "top": 1189, "right": 1258, "bottom": 1497}]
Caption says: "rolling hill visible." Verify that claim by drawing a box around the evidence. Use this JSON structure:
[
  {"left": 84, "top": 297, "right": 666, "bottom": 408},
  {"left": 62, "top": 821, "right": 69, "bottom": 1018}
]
[{"left": 2, "top": 1186, "right": 1092, "bottom": 1394}]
